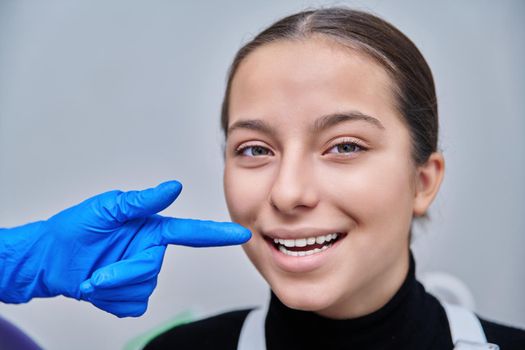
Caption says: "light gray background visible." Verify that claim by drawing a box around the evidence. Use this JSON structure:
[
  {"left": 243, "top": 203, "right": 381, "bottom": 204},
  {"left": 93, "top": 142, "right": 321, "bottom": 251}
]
[{"left": 0, "top": 1, "right": 523, "bottom": 349}]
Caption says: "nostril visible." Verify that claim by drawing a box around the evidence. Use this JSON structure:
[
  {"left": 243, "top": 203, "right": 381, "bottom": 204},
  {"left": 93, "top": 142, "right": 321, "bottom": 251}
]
[{"left": 269, "top": 200, "right": 317, "bottom": 215}]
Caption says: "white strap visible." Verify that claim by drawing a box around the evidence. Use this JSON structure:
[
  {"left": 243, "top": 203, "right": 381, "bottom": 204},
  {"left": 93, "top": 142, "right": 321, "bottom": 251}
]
[
  {"left": 442, "top": 302, "right": 499, "bottom": 350},
  {"left": 237, "top": 302, "right": 268, "bottom": 350}
]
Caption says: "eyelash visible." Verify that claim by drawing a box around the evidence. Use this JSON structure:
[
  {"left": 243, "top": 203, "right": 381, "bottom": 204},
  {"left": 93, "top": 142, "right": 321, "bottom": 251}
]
[
  {"left": 326, "top": 138, "right": 368, "bottom": 155},
  {"left": 234, "top": 138, "right": 367, "bottom": 157},
  {"left": 235, "top": 144, "right": 273, "bottom": 157}
]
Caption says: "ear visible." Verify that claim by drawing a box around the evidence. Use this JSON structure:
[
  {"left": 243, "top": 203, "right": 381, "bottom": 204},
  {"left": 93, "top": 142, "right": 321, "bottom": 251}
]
[{"left": 413, "top": 152, "right": 445, "bottom": 217}]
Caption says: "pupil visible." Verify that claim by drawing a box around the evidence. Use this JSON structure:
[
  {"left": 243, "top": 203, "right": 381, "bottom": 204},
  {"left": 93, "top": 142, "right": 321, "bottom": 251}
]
[
  {"left": 252, "top": 146, "right": 266, "bottom": 156},
  {"left": 338, "top": 143, "right": 355, "bottom": 153}
]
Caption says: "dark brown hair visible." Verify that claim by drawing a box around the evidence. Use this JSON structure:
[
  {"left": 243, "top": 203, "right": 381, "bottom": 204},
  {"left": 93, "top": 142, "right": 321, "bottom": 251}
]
[{"left": 220, "top": 7, "right": 438, "bottom": 165}]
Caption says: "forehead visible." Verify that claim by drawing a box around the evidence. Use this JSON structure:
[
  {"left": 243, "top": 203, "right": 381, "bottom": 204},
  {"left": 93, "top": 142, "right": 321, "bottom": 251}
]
[{"left": 228, "top": 36, "right": 400, "bottom": 132}]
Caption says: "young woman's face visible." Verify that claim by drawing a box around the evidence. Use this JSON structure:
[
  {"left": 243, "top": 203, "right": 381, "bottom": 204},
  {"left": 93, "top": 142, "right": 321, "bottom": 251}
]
[{"left": 224, "top": 37, "right": 429, "bottom": 319}]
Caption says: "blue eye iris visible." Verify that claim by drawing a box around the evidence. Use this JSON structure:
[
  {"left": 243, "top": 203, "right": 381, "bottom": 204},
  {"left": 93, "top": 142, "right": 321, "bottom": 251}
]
[
  {"left": 330, "top": 142, "right": 362, "bottom": 154},
  {"left": 242, "top": 145, "right": 271, "bottom": 156}
]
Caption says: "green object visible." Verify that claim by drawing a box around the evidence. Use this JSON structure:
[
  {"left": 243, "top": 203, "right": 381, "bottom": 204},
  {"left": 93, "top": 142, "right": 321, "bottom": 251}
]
[{"left": 123, "top": 310, "right": 195, "bottom": 350}]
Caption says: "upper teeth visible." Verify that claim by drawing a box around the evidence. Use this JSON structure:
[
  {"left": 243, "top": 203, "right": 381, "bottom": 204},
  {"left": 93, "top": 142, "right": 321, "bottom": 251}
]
[{"left": 273, "top": 233, "right": 339, "bottom": 247}]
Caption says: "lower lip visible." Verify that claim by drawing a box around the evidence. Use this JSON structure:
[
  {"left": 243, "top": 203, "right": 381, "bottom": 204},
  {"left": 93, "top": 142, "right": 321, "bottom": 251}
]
[{"left": 265, "top": 234, "right": 346, "bottom": 273}]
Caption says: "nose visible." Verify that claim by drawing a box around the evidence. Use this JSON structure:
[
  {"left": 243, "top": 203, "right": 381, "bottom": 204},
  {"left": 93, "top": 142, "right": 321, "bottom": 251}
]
[{"left": 268, "top": 151, "right": 319, "bottom": 215}]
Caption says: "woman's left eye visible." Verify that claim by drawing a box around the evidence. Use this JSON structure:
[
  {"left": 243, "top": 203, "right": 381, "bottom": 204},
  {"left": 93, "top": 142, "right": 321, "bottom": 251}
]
[{"left": 326, "top": 141, "right": 365, "bottom": 155}]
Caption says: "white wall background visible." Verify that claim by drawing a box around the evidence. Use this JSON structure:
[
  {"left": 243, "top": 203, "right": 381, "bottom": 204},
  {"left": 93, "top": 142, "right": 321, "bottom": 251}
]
[{"left": 0, "top": 0, "right": 523, "bottom": 349}]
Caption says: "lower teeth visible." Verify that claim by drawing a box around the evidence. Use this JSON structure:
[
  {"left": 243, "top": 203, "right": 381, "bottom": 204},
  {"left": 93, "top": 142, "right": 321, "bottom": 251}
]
[{"left": 278, "top": 243, "right": 332, "bottom": 257}]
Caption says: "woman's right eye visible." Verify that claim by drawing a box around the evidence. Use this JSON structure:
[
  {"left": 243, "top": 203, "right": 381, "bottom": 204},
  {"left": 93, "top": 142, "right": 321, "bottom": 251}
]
[{"left": 236, "top": 145, "right": 273, "bottom": 157}]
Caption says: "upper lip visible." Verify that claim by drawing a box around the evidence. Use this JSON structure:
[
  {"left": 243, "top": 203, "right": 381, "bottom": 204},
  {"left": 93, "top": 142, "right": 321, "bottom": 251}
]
[{"left": 263, "top": 227, "right": 345, "bottom": 240}]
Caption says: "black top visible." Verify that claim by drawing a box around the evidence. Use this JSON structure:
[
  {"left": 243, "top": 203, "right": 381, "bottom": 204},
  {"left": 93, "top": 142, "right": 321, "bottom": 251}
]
[{"left": 145, "top": 254, "right": 525, "bottom": 349}]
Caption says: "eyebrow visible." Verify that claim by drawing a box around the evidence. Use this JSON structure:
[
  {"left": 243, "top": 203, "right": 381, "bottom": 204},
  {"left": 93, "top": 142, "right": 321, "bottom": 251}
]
[
  {"left": 313, "top": 111, "right": 385, "bottom": 132},
  {"left": 227, "top": 110, "right": 385, "bottom": 136},
  {"left": 227, "top": 119, "right": 276, "bottom": 137}
]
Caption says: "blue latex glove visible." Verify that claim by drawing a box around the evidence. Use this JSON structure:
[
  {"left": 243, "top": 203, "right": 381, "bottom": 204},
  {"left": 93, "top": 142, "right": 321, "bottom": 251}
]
[{"left": 0, "top": 181, "right": 250, "bottom": 317}]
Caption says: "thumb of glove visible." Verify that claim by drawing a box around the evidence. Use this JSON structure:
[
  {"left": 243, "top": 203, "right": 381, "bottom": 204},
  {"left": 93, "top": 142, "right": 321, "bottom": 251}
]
[{"left": 102, "top": 181, "right": 183, "bottom": 223}]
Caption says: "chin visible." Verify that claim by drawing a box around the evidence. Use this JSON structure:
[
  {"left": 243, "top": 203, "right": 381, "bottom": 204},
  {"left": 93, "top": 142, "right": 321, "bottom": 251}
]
[{"left": 271, "top": 278, "right": 340, "bottom": 313}]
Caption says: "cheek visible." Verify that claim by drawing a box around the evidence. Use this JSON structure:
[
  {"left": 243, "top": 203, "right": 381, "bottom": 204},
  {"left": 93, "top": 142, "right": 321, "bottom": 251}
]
[
  {"left": 322, "top": 154, "right": 415, "bottom": 235},
  {"left": 224, "top": 164, "right": 272, "bottom": 225},
  {"left": 224, "top": 163, "right": 275, "bottom": 278}
]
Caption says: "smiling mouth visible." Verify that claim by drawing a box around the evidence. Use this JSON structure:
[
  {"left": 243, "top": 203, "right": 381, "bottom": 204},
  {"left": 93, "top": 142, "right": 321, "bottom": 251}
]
[{"left": 265, "top": 232, "right": 346, "bottom": 257}]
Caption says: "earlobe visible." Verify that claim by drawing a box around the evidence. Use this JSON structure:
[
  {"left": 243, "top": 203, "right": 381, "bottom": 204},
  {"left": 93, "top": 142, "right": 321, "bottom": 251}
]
[{"left": 413, "top": 152, "right": 445, "bottom": 217}]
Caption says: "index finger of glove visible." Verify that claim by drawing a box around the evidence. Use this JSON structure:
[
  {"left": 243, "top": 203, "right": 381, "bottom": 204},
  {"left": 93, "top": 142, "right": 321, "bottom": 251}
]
[{"left": 158, "top": 217, "right": 251, "bottom": 247}]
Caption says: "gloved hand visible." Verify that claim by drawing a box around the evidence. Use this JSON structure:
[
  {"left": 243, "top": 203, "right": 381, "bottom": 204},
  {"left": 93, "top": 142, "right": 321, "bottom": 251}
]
[{"left": 0, "top": 181, "right": 250, "bottom": 317}]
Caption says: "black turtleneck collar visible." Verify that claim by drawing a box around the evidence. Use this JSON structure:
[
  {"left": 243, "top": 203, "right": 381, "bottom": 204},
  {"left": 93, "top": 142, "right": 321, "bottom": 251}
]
[{"left": 264, "top": 252, "right": 452, "bottom": 349}]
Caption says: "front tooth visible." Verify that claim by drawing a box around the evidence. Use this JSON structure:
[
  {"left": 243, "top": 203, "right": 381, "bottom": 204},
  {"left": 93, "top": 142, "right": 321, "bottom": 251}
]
[
  {"left": 289, "top": 250, "right": 298, "bottom": 256},
  {"left": 298, "top": 251, "right": 306, "bottom": 257},
  {"left": 295, "top": 238, "right": 307, "bottom": 247},
  {"left": 284, "top": 239, "right": 295, "bottom": 247},
  {"left": 307, "top": 237, "right": 316, "bottom": 245}
]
